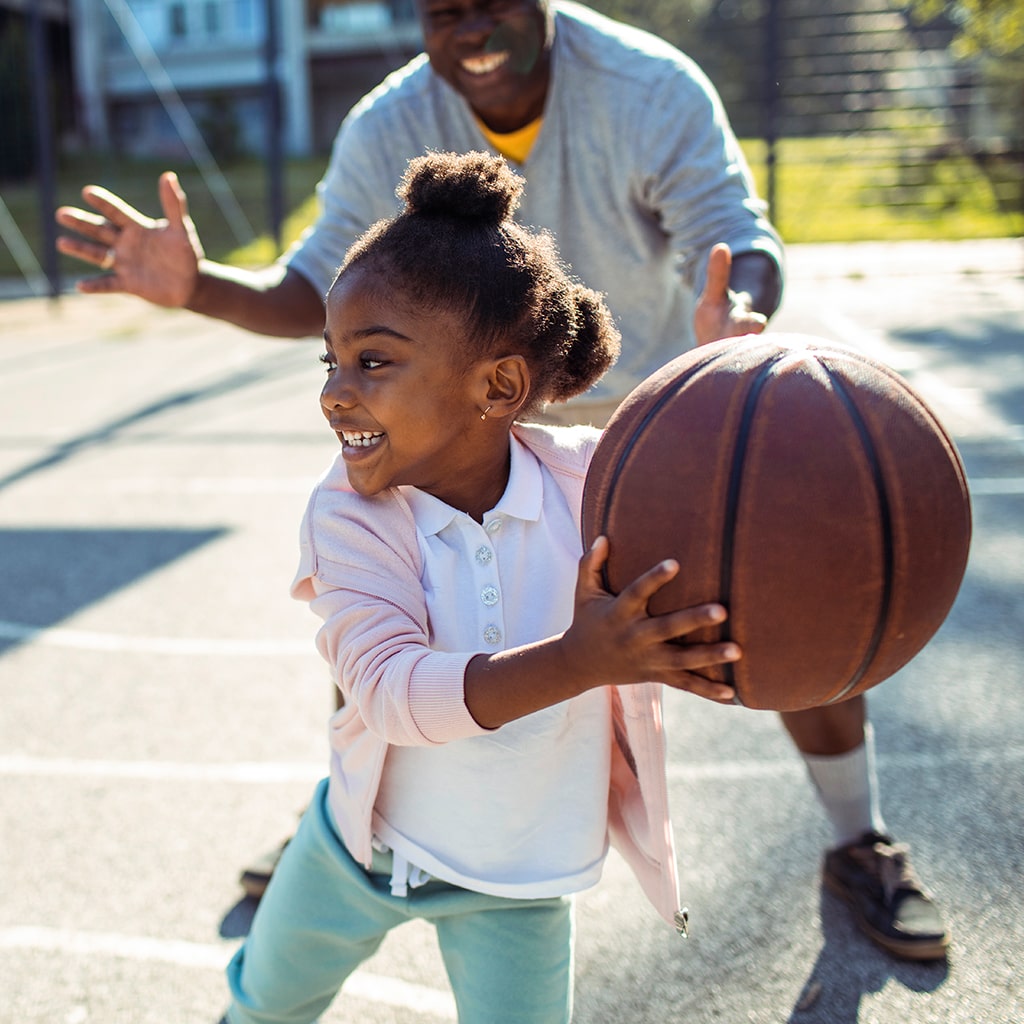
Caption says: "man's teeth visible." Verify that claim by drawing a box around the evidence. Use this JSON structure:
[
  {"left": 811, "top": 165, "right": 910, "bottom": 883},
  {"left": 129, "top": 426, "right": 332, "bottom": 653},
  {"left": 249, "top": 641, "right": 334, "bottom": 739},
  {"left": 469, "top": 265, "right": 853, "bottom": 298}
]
[
  {"left": 462, "top": 52, "right": 509, "bottom": 75},
  {"left": 342, "top": 430, "right": 384, "bottom": 448}
]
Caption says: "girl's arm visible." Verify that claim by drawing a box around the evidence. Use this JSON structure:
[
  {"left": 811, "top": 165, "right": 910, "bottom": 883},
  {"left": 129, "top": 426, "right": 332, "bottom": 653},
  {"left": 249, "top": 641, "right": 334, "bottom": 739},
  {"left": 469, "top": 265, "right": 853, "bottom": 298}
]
[{"left": 464, "top": 536, "right": 739, "bottom": 729}]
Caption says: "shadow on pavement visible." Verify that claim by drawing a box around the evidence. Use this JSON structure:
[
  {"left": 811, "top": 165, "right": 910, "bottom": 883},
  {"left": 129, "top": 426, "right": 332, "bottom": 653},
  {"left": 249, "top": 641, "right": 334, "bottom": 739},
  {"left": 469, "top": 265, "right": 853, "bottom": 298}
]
[
  {"left": 787, "top": 887, "right": 948, "bottom": 1022},
  {"left": 0, "top": 526, "right": 228, "bottom": 655},
  {"left": 220, "top": 896, "right": 259, "bottom": 939}
]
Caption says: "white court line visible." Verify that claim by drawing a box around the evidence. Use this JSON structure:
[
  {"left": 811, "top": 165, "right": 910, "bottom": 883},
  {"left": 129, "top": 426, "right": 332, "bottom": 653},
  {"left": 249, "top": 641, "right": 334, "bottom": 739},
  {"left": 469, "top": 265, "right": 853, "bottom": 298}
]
[
  {"left": 3, "top": 747, "right": 1023, "bottom": 785},
  {"left": 970, "top": 478, "right": 1024, "bottom": 496},
  {"left": 0, "top": 754, "right": 322, "bottom": 783},
  {"left": 0, "top": 621, "right": 309, "bottom": 656},
  {"left": 670, "top": 745, "right": 1024, "bottom": 782},
  {"left": 107, "top": 477, "right": 318, "bottom": 494},
  {"left": 0, "top": 926, "right": 457, "bottom": 1020}
]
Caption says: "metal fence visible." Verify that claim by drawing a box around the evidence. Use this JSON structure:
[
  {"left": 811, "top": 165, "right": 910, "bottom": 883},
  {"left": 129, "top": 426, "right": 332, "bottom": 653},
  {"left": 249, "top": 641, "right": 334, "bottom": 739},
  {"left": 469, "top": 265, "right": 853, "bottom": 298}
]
[{"left": 0, "top": 0, "right": 1021, "bottom": 296}]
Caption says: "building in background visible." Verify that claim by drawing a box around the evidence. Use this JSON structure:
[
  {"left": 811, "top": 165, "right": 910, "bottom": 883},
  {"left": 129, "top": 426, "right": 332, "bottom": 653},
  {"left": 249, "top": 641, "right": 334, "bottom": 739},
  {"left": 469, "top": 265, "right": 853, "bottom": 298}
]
[{"left": 65, "top": 0, "right": 421, "bottom": 158}]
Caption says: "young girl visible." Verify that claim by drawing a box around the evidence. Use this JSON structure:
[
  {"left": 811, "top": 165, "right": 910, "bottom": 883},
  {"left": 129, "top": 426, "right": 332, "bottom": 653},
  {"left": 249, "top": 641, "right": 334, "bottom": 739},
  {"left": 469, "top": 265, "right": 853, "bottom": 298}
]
[{"left": 224, "top": 151, "right": 740, "bottom": 1024}]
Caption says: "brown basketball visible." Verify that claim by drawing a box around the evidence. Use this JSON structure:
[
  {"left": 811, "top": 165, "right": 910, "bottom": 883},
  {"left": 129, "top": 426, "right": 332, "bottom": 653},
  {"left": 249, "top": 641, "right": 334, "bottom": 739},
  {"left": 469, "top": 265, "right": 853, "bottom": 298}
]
[{"left": 581, "top": 334, "right": 972, "bottom": 711}]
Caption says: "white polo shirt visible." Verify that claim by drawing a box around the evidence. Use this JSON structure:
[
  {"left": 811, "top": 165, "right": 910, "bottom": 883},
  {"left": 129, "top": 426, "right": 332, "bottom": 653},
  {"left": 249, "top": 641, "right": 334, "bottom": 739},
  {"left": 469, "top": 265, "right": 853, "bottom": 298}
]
[{"left": 372, "top": 434, "right": 612, "bottom": 899}]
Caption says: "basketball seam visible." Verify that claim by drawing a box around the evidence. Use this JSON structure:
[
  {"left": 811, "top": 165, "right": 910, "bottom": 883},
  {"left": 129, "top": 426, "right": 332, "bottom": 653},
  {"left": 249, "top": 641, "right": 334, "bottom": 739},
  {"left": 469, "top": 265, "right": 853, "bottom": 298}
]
[
  {"left": 821, "top": 366, "right": 895, "bottom": 704},
  {"left": 720, "top": 352, "right": 794, "bottom": 702},
  {"left": 594, "top": 344, "right": 744, "bottom": 592}
]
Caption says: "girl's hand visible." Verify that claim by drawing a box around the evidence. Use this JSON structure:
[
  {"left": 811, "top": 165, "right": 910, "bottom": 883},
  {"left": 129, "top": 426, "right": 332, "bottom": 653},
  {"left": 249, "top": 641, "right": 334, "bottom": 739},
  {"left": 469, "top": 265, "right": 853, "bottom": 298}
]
[{"left": 563, "top": 536, "right": 740, "bottom": 703}]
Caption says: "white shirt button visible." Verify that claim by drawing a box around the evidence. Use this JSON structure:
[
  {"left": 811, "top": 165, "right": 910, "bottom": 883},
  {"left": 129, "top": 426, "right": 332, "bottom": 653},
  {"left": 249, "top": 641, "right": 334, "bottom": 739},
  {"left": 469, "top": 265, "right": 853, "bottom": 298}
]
[
  {"left": 475, "top": 545, "right": 493, "bottom": 565},
  {"left": 485, "top": 517, "right": 503, "bottom": 535},
  {"left": 481, "top": 585, "right": 499, "bottom": 607},
  {"left": 483, "top": 625, "right": 502, "bottom": 645}
]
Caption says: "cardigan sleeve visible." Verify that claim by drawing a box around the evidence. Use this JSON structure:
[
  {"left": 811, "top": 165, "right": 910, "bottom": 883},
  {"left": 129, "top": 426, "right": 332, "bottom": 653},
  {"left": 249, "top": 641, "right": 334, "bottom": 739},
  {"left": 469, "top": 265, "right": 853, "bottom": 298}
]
[{"left": 291, "top": 460, "right": 491, "bottom": 746}]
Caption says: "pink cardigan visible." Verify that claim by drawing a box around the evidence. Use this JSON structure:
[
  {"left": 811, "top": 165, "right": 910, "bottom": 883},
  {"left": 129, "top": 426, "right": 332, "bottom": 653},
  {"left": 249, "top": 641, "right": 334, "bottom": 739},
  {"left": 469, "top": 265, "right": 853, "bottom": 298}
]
[{"left": 291, "top": 422, "right": 687, "bottom": 934}]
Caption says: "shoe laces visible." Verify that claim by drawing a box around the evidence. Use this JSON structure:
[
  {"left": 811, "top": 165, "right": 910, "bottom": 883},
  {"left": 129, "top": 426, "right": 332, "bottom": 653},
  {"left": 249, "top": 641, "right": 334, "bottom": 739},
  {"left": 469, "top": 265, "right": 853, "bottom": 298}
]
[{"left": 852, "top": 835, "right": 922, "bottom": 906}]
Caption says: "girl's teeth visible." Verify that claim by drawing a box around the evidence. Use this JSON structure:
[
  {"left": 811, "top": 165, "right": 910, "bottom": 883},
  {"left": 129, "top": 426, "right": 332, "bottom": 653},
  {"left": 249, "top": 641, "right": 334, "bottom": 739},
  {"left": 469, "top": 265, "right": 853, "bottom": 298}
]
[{"left": 343, "top": 431, "right": 384, "bottom": 447}]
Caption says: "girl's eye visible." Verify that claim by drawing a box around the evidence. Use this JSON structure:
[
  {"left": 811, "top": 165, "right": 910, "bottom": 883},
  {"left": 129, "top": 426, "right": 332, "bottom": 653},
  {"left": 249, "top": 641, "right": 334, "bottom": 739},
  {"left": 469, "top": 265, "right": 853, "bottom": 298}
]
[
  {"left": 319, "top": 353, "right": 336, "bottom": 374},
  {"left": 361, "top": 356, "right": 386, "bottom": 370}
]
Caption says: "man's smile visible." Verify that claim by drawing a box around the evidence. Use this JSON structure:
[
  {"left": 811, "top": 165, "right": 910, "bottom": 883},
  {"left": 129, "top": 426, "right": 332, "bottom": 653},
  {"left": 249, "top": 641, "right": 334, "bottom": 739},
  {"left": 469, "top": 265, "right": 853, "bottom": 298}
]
[{"left": 461, "top": 52, "right": 510, "bottom": 76}]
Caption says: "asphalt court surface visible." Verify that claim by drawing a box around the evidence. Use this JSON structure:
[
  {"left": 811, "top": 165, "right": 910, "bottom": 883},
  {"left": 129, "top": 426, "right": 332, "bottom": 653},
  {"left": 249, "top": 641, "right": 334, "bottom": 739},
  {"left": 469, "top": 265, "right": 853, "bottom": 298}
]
[{"left": 1, "top": 239, "right": 1022, "bottom": 1023}]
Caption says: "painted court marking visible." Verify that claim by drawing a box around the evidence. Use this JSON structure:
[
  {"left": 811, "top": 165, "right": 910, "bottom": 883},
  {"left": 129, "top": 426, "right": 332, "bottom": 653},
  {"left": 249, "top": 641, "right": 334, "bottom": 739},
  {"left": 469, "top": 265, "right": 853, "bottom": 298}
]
[
  {"left": 4, "top": 746, "right": 1023, "bottom": 786},
  {"left": 0, "top": 621, "right": 309, "bottom": 656},
  {"left": 0, "top": 926, "right": 458, "bottom": 1020}
]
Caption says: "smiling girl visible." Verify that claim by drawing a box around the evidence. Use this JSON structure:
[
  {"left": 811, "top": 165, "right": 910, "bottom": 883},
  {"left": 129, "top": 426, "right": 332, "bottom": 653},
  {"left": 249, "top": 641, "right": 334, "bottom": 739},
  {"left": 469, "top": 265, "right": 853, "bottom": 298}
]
[{"left": 222, "top": 150, "right": 740, "bottom": 1024}]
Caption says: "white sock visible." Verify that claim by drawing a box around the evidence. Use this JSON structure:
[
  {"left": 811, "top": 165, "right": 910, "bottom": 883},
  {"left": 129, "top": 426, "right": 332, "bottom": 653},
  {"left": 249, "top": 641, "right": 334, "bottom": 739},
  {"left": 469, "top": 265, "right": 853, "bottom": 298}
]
[{"left": 801, "top": 722, "right": 888, "bottom": 846}]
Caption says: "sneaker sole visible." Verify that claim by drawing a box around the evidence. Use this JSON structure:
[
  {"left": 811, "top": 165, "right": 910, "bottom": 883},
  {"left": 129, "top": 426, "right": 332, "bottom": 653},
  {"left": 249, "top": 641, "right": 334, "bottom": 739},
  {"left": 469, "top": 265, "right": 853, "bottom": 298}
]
[
  {"left": 239, "top": 871, "right": 270, "bottom": 901},
  {"left": 823, "top": 873, "right": 951, "bottom": 961}
]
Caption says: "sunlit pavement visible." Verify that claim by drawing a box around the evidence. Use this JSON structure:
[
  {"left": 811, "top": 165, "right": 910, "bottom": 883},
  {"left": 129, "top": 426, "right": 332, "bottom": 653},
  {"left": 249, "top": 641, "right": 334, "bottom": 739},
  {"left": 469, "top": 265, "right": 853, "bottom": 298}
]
[{"left": 1, "top": 239, "right": 1021, "bottom": 1023}]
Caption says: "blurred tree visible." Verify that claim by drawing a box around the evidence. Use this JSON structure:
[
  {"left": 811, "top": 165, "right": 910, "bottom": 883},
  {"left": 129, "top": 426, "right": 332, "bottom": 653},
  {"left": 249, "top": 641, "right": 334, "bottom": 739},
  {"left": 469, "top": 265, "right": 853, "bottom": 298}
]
[
  {"left": 909, "top": 0, "right": 1023, "bottom": 57},
  {"left": 908, "top": 0, "right": 1022, "bottom": 212},
  {"left": 585, "top": 0, "right": 712, "bottom": 50}
]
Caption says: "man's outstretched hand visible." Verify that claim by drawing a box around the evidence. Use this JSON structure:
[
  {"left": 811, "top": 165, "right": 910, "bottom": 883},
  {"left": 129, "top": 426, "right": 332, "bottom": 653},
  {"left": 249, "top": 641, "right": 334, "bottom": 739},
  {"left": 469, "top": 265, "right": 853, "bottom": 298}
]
[
  {"left": 56, "top": 171, "right": 203, "bottom": 308},
  {"left": 693, "top": 242, "right": 771, "bottom": 346}
]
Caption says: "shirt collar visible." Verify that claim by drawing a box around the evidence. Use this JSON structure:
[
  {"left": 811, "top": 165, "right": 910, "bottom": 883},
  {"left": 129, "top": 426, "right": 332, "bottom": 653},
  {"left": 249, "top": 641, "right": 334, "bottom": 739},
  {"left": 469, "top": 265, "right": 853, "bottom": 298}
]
[{"left": 402, "top": 435, "right": 544, "bottom": 538}]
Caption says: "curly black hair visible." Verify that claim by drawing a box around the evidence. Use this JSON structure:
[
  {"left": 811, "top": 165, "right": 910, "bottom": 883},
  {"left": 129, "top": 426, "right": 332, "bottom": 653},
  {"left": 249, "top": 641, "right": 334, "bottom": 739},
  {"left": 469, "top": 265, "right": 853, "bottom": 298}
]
[{"left": 333, "top": 150, "right": 620, "bottom": 418}]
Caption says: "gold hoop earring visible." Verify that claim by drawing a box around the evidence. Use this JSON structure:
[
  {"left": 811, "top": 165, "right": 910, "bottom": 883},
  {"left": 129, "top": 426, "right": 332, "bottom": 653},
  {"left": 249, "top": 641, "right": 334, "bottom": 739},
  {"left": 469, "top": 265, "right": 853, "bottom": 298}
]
[{"left": 480, "top": 405, "right": 492, "bottom": 421}]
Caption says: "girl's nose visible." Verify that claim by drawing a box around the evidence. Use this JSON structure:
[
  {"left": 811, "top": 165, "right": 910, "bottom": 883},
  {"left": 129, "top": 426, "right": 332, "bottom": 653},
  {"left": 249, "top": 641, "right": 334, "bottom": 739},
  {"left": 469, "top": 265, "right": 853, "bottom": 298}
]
[{"left": 321, "top": 372, "right": 357, "bottom": 412}]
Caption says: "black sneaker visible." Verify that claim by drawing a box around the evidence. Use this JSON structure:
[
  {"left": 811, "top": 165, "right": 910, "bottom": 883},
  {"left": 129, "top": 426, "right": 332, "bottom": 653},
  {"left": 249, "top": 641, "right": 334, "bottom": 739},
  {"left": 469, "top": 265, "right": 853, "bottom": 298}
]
[
  {"left": 823, "top": 831, "right": 950, "bottom": 960},
  {"left": 238, "top": 838, "right": 290, "bottom": 900}
]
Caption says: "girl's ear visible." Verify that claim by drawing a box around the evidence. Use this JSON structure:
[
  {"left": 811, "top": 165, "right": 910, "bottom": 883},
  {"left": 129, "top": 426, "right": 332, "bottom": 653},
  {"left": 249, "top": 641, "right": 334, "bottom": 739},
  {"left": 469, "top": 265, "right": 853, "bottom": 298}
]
[{"left": 483, "top": 355, "right": 530, "bottom": 420}]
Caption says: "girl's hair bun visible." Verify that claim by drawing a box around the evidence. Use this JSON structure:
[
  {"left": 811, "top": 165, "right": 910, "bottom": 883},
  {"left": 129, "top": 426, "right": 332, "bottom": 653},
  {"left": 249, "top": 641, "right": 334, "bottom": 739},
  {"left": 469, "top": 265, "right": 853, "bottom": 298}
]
[{"left": 398, "top": 150, "right": 523, "bottom": 225}]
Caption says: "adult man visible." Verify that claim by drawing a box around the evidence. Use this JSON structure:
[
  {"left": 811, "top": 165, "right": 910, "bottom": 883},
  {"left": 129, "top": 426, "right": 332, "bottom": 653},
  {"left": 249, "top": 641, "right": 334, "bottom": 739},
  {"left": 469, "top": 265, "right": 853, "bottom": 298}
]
[{"left": 56, "top": 0, "right": 948, "bottom": 961}]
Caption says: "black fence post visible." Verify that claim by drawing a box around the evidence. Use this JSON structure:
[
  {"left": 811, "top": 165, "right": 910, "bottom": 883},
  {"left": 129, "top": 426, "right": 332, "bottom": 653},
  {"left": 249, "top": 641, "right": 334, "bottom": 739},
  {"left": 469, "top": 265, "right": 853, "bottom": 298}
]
[
  {"left": 264, "top": 0, "right": 285, "bottom": 252},
  {"left": 763, "top": 0, "right": 780, "bottom": 227},
  {"left": 29, "top": 0, "right": 60, "bottom": 299}
]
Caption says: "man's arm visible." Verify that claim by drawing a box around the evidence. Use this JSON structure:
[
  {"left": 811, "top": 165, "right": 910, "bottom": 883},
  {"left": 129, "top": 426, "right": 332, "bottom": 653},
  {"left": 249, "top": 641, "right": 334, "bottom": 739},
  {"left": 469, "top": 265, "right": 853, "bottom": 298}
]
[
  {"left": 185, "top": 262, "right": 325, "bottom": 338},
  {"left": 56, "top": 171, "right": 326, "bottom": 338}
]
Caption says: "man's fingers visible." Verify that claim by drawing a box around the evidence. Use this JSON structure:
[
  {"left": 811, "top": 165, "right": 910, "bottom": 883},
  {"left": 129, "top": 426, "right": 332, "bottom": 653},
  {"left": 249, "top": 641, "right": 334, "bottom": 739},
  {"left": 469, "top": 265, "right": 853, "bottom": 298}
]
[
  {"left": 159, "top": 171, "right": 189, "bottom": 228},
  {"left": 55, "top": 235, "right": 115, "bottom": 268},
  {"left": 74, "top": 274, "right": 121, "bottom": 296},
  {"left": 80, "top": 184, "right": 150, "bottom": 229},
  {"left": 702, "top": 242, "right": 732, "bottom": 299}
]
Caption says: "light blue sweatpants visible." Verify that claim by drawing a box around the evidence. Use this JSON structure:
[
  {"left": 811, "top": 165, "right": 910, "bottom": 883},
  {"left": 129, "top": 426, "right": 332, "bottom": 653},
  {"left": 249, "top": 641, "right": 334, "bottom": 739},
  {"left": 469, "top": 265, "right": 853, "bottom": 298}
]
[{"left": 225, "top": 779, "right": 575, "bottom": 1024}]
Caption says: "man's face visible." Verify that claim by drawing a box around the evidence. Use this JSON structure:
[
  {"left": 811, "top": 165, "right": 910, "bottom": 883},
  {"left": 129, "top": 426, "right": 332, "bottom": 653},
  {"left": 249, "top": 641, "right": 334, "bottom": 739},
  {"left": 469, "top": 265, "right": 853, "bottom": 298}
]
[{"left": 417, "top": 0, "right": 554, "bottom": 132}]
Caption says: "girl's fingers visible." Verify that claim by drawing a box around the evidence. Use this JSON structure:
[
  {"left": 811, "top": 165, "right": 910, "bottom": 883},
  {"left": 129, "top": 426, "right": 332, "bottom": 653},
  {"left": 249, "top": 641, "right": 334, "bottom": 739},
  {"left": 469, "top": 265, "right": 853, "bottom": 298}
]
[
  {"left": 673, "top": 674, "right": 737, "bottom": 703},
  {"left": 642, "top": 601, "right": 728, "bottom": 644},
  {"left": 615, "top": 557, "right": 681, "bottom": 606},
  {"left": 578, "top": 535, "right": 610, "bottom": 593}
]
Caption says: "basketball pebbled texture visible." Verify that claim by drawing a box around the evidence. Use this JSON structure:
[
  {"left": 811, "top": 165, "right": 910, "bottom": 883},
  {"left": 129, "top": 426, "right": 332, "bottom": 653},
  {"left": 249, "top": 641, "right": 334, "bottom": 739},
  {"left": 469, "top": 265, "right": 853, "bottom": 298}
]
[{"left": 581, "top": 334, "right": 972, "bottom": 711}]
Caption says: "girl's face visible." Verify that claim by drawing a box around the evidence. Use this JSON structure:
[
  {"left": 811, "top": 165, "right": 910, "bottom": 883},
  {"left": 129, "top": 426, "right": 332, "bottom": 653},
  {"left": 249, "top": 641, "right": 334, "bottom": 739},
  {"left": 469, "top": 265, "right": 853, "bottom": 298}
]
[{"left": 321, "top": 268, "right": 508, "bottom": 516}]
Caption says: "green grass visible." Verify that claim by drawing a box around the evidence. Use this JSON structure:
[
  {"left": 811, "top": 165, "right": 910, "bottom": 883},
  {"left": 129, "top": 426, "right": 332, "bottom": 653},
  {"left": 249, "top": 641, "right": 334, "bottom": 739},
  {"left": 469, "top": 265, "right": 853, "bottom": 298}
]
[
  {"left": 0, "top": 137, "right": 1020, "bottom": 282},
  {"left": 748, "top": 137, "right": 1024, "bottom": 243}
]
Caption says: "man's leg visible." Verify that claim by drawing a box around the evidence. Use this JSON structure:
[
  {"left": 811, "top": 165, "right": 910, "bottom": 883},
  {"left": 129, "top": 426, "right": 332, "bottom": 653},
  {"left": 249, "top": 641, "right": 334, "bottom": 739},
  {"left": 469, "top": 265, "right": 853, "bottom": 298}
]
[{"left": 781, "top": 697, "right": 950, "bottom": 960}]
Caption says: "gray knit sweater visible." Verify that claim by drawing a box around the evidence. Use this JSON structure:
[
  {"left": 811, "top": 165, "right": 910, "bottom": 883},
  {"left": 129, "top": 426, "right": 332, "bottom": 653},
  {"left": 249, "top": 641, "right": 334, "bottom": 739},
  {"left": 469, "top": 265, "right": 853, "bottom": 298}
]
[{"left": 285, "top": 1, "right": 784, "bottom": 399}]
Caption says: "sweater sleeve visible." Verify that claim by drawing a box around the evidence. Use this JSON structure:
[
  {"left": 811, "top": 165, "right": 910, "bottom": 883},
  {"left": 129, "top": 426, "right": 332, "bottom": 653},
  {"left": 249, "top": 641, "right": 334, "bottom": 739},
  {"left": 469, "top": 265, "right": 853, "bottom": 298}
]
[
  {"left": 630, "top": 56, "right": 784, "bottom": 294},
  {"left": 291, "top": 462, "right": 491, "bottom": 746}
]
